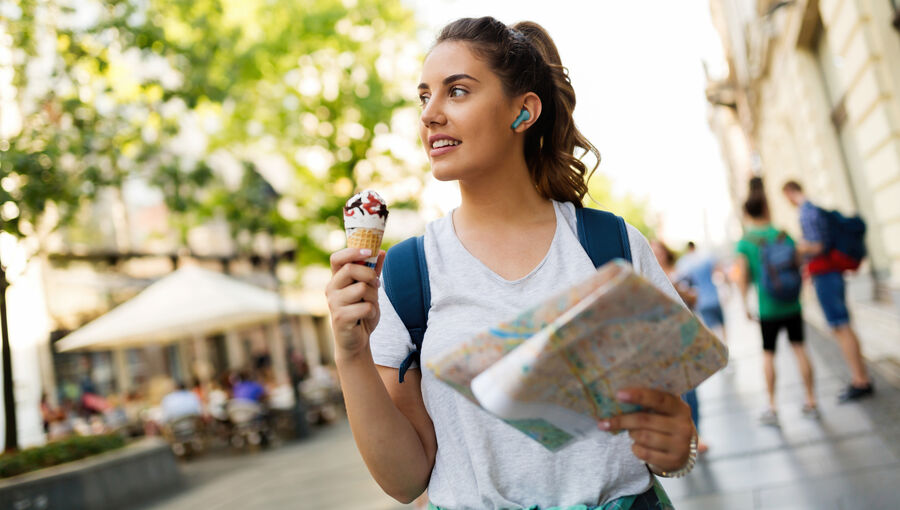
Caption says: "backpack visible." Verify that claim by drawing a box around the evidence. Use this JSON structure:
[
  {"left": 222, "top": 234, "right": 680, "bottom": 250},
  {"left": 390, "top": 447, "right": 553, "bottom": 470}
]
[
  {"left": 808, "top": 206, "right": 866, "bottom": 273},
  {"left": 382, "top": 207, "right": 632, "bottom": 383},
  {"left": 753, "top": 232, "right": 802, "bottom": 302}
]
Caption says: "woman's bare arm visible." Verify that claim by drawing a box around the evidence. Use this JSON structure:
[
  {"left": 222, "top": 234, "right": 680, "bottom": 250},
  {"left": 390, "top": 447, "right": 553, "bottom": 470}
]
[{"left": 327, "top": 248, "right": 437, "bottom": 503}]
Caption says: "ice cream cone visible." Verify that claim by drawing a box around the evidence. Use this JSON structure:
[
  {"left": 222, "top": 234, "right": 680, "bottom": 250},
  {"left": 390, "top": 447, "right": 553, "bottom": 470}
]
[
  {"left": 343, "top": 190, "right": 388, "bottom": 269},
  {"left": 346, "top": 227, "right": 384, "bottom": 268}
]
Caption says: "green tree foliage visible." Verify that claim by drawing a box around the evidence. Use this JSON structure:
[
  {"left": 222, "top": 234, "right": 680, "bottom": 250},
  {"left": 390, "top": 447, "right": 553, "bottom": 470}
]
[
  {"left": 585, "top": 172, "right": 656, "bottom": 238},
  {"left": 1, "top": 0, "right": 423, "bottom": 265}
]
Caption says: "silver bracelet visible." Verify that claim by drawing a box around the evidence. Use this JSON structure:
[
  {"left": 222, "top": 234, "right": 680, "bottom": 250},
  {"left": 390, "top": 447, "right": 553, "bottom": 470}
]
[{"left": 650, "top": 431, "right": 697, "bottom": 478}]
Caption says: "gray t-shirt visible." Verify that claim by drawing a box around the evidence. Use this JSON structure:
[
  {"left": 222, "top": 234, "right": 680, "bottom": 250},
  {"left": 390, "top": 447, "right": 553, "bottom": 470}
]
[{"left": 370, "top": 200, "right": 682, "bottom": 509}]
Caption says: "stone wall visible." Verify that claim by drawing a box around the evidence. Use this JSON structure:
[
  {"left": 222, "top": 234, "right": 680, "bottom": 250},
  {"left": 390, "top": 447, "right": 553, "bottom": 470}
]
[{"left": 0, "top": 438, "right": 183, "bottom": 510}]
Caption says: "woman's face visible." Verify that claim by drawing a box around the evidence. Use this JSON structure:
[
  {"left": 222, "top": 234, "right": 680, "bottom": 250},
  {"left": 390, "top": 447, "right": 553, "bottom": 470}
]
[{"left": 417, "top": 41, "right": 520, "bottom": 182}]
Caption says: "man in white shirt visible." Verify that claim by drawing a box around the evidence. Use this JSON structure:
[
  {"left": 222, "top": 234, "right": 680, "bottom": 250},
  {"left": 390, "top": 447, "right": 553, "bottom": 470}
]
[{"left": 161, "top": 382, "right": 203, "bottom": 423}]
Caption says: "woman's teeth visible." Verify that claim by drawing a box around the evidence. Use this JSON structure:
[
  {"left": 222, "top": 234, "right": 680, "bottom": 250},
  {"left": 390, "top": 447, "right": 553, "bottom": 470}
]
[{"left": 432, "top": 139, "right": 460, "bottom": 149}]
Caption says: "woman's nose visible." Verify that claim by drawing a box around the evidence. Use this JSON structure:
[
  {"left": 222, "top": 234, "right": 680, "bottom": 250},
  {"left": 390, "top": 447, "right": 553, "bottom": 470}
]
[{"left": 420, "top": 98, "right": 446, "bottom": 127}]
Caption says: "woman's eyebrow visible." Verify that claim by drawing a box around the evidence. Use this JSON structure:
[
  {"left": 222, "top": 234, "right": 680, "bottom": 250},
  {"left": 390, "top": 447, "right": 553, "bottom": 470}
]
[{"left": 417, "top": 73, "right": 480, "bottom": 90}]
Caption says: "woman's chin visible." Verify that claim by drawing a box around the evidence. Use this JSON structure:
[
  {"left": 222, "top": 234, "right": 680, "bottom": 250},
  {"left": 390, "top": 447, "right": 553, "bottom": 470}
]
[{"left": 430, "top": 164, "right": 463, "bottom": 182}]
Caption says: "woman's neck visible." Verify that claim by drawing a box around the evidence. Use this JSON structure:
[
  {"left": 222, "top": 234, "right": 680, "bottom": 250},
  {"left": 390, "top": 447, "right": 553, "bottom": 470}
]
[{"left": 454, "top": 158, "right": 554, "bottom": 229}]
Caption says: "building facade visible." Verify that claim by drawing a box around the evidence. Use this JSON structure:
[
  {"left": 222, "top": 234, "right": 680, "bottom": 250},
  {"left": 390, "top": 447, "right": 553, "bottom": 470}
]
[{"left": 707, "top": 0, "right": 900, "bottom": 370}]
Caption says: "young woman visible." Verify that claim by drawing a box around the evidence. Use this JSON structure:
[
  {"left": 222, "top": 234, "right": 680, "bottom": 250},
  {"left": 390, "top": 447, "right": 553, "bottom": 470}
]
[{"left": 326, "top": 17, "right": 694, "bottom": 510}]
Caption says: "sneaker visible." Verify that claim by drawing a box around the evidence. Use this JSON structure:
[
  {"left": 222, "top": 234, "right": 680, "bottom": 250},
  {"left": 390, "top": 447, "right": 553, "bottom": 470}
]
[
  {"left": 837, "top": 382, "right": 874, "bottom": 403},
  {"left": 801, "top": 404, "right": 820, "bottom": 419},
  {"left": 759, "top": 408, "right": 779, "bottom": 426}
]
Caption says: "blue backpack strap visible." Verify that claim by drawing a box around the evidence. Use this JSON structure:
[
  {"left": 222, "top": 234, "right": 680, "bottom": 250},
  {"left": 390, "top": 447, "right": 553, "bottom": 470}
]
[
  {"left": 575, "top": 206, "right": 632, "bottom": 266},
  {"left": 382, "top": 236, "right": 430, "bottom": 383}
]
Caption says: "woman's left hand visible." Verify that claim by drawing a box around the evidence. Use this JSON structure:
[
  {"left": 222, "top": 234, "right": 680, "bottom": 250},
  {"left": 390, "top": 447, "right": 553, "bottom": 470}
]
[{"left": 597, "top": 388, "right": 694, "bottom": 473}]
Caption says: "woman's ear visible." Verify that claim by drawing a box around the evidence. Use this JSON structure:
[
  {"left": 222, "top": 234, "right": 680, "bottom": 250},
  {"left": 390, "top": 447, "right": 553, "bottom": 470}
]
[{"left": 512, "top": 92, "right": 542, "bottom": 132}]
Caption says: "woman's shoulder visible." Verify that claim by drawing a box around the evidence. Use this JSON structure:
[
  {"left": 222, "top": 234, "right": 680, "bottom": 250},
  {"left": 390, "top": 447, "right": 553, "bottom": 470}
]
[{"left": 556, "top": 201, "right": 652, "bottom": 262}]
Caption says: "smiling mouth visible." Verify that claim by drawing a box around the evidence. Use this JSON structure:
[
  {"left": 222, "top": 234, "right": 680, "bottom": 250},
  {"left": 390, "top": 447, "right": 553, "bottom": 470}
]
[{"left": 431, "top": 139, "right": 461, "bottom": 149}]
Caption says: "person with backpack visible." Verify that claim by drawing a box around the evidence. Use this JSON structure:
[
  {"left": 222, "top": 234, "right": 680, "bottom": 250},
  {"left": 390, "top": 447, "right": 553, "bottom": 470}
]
[
  {"left": 781, "top": 180, "right": 873, "bottom": 402},
  {"left": 326, "top": 17, "right": 695, "bottom": 510},
  {"left": 735, "top": 194, "right": 817, "bottom": 425}
]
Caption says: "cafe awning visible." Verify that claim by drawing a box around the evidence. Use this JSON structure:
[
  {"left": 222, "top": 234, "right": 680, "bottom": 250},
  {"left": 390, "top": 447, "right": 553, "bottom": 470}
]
[{"left": 56, "top": 265, "right": 305, "bottom": 352}]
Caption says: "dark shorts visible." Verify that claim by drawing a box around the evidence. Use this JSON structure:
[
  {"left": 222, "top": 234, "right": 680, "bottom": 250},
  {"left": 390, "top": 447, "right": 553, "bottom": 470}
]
[
  {"left": 760, "top": 312, "right": 804, "bottom": 352},
  {"left": 698, "top": 305, "right": 724, "bottom": 328},
  {"left": 812, "top": 272, "right": 850, "bottom": 328}
]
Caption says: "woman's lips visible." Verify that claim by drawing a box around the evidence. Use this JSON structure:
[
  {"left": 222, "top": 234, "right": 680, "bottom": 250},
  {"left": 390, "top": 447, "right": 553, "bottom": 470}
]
[{"left": 430, "top": 142, "right": 461, "bottom": 157}]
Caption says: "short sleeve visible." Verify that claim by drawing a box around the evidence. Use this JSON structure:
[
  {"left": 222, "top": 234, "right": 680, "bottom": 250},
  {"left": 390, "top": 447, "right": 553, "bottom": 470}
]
[
  {"left": 369, "top": 281, "right": 418, "bottom": 369},
  {"left": 735, "top": 239, "right": 756, "bottom": 279},
  {"left": 799, "top": 203, "right": 826, "bottom": 244}
]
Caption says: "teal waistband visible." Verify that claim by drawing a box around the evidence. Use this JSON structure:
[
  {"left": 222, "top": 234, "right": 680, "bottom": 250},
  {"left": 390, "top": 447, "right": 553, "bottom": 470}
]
[{"left": 427, "top": 477, "right": 674, "bottom": 510}]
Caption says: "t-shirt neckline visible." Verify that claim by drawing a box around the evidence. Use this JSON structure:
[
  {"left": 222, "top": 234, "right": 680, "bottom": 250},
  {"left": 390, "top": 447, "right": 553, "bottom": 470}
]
[{"left": 447, "top": 200, "right": 562, "bottom": 285}]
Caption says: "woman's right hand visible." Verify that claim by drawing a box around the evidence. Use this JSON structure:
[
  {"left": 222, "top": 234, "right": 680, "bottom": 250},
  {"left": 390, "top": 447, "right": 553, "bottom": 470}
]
[{"left": 326, "top": 248, "right": 386, "bottom": 359}]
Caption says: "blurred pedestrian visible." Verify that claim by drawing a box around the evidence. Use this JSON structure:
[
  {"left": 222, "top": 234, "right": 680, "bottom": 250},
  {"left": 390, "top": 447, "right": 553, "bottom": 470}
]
[
  {"left": 676, "top": 241, "right": 727, "bottom": 345},
  {"left": 782, "top": 180, "right": 873, "bottom": 402},
  {"left": 652, "top": 239, "right": 709, "bottom": 454},
  {"left": 736, "top": 193, "right": 817, "bottom": 425},
  {"left": 326, "top": 16, "right": 691, "bottom": 508}
]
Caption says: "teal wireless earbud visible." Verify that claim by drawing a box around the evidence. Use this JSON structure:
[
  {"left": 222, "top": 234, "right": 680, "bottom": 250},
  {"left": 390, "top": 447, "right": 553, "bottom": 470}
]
[{"left": 511, "top": 109, "right": 530, "bottom": 129}]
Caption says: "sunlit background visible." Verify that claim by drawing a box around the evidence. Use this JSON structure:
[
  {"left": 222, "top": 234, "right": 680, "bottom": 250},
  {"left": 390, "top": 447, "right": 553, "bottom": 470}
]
[{"left": 1, "top": 0, "right": 900, "bottom": 509}]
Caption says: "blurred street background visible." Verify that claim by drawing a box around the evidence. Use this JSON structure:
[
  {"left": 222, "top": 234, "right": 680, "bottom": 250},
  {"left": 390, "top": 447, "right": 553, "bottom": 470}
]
[{"left": 2, "top": 0, "right": 900, "bottom": 509}]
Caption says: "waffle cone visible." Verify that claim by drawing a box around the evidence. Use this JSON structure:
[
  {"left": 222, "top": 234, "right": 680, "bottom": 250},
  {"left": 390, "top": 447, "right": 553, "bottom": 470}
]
[{"left": 346, "top": 228, "right": 384, "bottom": 253}]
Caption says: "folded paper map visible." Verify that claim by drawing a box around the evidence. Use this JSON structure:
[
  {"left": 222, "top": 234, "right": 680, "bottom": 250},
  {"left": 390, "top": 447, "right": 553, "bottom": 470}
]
[{"left": 426, "top": 260, "right": 728, "bottom": 451}]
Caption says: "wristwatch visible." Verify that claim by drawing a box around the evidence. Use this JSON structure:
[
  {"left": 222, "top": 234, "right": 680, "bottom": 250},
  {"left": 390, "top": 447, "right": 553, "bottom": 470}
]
[{"left": 650, "top": 432, "right": 698, "bottom": 478}]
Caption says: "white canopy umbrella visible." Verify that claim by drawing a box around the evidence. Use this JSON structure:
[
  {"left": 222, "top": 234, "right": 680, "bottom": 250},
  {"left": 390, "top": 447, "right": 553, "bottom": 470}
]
[{"left": 56, "top": 265, "right": 305, "bottom": 352}]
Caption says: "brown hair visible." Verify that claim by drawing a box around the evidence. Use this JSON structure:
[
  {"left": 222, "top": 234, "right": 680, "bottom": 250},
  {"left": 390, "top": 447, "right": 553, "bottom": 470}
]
[
  {"left": 436, "top": 17, "right": 598, "bottom": 206},
  {"left": 743, "top": 195, "right": 769, "bottom": 219},
  {"left": 651, "top": 240, "right": 676, "bottom": 267},
  {"left": 782, "top": 180, "right": 803, "bottom": 193}
]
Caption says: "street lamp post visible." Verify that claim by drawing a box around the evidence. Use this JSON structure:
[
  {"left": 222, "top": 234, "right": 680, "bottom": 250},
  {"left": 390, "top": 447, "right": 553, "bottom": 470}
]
[
  {"left": 0, "top": 252, "right": 18, "bottom": 453},
  {"left": 269, "top": 250, "right": 310, "bottom": 440}
]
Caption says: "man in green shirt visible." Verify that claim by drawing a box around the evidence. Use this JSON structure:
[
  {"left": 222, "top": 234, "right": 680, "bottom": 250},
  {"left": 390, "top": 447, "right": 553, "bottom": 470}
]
[{"left": 735, "top": 194, "right": 817, "bottom": 425}]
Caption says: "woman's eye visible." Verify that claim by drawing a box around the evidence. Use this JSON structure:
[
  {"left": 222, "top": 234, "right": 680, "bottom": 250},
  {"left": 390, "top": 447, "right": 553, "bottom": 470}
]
[
  {"left": 419, "top": 94, "right": 430, "bottom": 106},
  {"left": 449, "top": 87, "right": 467, "bottom": 98}
]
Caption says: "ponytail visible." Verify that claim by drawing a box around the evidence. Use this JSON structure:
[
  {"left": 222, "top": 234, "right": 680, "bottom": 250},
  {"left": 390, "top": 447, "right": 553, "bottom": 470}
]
[{"left": 436, "top": 17, "right": 599, "bottom": 206}]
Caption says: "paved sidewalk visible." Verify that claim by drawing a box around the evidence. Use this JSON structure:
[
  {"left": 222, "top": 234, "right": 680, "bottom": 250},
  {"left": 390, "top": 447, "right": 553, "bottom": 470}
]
[
  {"left": 659, "top": 298, "right": 900, "bottom": 510},
  {"left": 140, "top": 421, "right": 410, "bottom": 510}
]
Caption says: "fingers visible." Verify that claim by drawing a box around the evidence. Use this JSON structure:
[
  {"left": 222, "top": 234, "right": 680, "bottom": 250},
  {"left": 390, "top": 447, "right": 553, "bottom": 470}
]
[
  {"left": 595, "top": 388, "right": 695, "bottom": 471},
  {"left": 330, "top": 280, "right": 379, "bottom": 308},
  {"left": 632, "top": 443, "right": 685, "bottom": 470},
  {"left": 626, "top": 428, "right": 674, "bottom": 452},
  {"left": 331, "top": 302, "right": 377, "bottom": 331},
  {"left": 330, "top": 248, "right": 376, "bottom": 274},
  {"left": 329, "top": 258, "right": 381, "bottom": 292},
  {"left": 326, "top": 250, "right": 381, "bottom": 328},
  {"left": 614, "top": 388, "right": 686, "bottom": 417},
  {"left": 600, "top": 412, "right": 681, "bottom": 435},
  {"left": 373, "top": 250, "right": 386, "bottom": 277}
]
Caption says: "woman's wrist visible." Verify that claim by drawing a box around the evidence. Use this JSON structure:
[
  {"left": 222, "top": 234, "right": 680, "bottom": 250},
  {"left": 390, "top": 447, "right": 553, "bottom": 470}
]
[
  {"left": 648, "top": 431, "right": 698, "bottom": 478},
  {"left": 335, "top": 342, "right": 373, "bottom": 367}
]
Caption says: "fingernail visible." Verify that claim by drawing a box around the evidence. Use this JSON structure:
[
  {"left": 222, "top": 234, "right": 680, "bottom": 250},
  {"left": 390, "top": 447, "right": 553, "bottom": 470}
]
[
  {"left": 360, "top": 249, "right": 372, "bottom": 256},
  {"left": 375, "top": 278, "right": 381, "bottom": 288},
  {"left": 616, "top": 391, "right": 632, "bottom": 402},
  {"left": 598, "top": 420, "right": 610, "bottom": 430}
]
